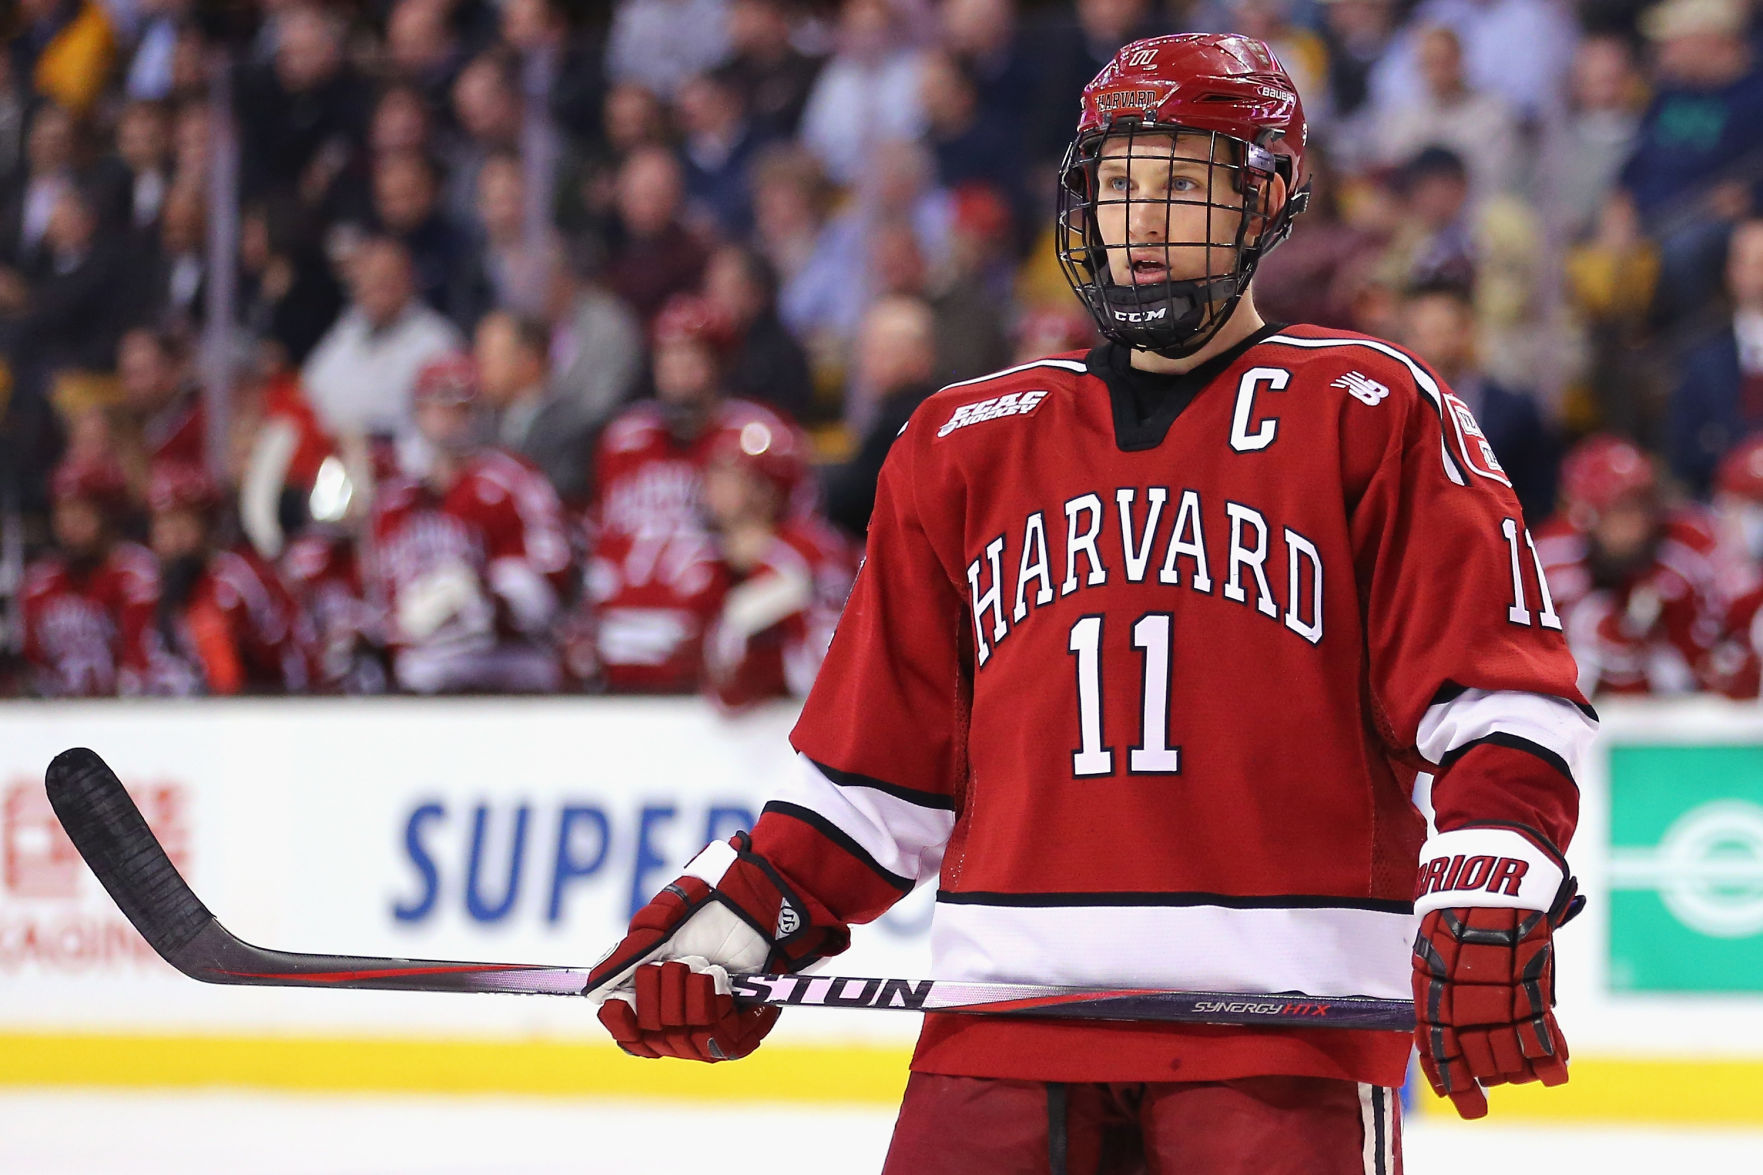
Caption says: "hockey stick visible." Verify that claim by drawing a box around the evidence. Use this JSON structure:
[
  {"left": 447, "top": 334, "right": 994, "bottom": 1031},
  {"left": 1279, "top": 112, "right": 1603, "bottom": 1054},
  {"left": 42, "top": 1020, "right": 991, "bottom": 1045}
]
[{"left": 45, "top": 747, "right": 1416, "bottom": 1031}]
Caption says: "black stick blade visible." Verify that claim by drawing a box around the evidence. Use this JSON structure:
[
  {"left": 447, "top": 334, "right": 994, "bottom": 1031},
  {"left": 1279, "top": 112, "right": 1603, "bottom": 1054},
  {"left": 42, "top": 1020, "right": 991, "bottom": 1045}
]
[{"left": 45, "top": 747, "right": 215, "bottom": 965}]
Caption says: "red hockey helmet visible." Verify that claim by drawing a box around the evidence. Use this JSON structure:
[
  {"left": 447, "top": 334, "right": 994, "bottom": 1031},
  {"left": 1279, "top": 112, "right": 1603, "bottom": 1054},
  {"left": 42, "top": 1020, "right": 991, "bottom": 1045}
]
[
  {"left": 1560, "top": 435, "right": 1656, "bottom": 522},
  {"left": 411, "top": 352, "right": 483, "bottom": 408},
  {"left": 653, "top": 294, "right": 738, "bottom": 358},
  {"left": 1057, "top": 34, "right": 1310, "bottom": 357},
  {"left": 147, "top": 461, "right": 222, "bottom": 514},
  {"left": 1715, "top": 434, "right": 1763, "bottom": 501},
  {"left": 708, "top": 418, "right": 808, "bottom": 503},
  {"left": 50, "top": 457, "right": 130, "bottom": 512}
]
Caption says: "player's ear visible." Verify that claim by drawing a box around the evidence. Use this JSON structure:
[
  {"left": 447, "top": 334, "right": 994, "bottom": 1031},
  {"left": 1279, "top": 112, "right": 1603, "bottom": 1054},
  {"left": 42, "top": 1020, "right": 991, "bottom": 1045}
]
[{"left": 1249, "top": 174, "right": 1288, "bottom": 243}]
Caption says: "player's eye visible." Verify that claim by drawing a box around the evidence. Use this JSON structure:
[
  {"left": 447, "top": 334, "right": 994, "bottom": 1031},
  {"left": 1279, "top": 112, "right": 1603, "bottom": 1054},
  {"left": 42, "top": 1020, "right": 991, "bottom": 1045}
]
[
  {"left": 1103, "top": 174, "right": 1130, "bottom": 194},
  {"left": 1170, "top": 176, "right": 1200, "bottom": 194}
]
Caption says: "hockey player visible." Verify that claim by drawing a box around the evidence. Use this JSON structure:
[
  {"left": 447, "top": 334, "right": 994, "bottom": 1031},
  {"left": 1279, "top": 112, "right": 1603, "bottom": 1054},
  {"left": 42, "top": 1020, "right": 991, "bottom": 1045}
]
[
  {"left": 589, "top": 34, "right": 1595, "bottom": 1169},
  {"left": 699, "top": 423, "right": 857, "bottom": 710},
  {"left": 1706, "top": 435, "right": 1763, "bottom": 698},
  {"left": 1534, "top": 434, "right": 1728, "bottom": 696},
  {"left": 19, "top": 459, "right": 157, "bottom": 697},
  {"left": 134, "top": 462, "right": 312, "bottom": 696},
  {"left": 363, "top": 353, "right": 573, "bottom": 694},
  {"left": 582, "top": 294, "right": 809, "bottom": 691}
]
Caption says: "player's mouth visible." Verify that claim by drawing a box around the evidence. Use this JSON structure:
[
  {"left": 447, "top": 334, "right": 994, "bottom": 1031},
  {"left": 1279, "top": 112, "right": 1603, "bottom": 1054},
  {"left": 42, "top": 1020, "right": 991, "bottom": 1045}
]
[{"left": 1127, "top": 251, "right": 1170, "bottom": 283}]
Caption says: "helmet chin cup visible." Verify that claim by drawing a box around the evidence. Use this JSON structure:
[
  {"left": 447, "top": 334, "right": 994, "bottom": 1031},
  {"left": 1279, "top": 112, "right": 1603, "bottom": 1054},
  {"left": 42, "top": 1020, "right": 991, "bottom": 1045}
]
[{"left": 1088, "top": 273, "right": 1244, "bottom": 357}]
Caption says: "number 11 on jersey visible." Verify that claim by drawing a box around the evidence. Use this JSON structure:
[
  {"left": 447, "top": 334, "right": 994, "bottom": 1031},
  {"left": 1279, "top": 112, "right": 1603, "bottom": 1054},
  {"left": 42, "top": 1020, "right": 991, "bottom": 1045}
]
[{"left": 1068, "top": 613, "right": 1182, "bottom": 779}]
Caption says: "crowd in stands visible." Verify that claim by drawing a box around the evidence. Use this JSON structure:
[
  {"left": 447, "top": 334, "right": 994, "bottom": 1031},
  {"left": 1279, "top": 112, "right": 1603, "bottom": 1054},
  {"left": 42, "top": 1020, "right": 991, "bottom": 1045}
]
[{"left": 2, "top": 0, "right": 1763, "bottom": 702}]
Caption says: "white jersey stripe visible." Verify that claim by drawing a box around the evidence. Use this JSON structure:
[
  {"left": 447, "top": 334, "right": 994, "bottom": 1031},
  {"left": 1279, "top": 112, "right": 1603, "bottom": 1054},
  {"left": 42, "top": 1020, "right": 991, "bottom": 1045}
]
[
  {"left": 772, "top": 753, "right": 954, "bottom": 885},
  {"left": 1264, "top": 333, "right": 1467, "bottom": 486},
  {"left": 935, "top": 358, "right": 1089, "bottom": 395},
  {"left": 929, "top": 900, "right": 1414, "bottom": 999},
  {"left": 1416, "top": 688, "right": 1597, "bottom": 784},
  {"left": 1359, "top": 1083, "right": 1377, "bottom": 1175}
]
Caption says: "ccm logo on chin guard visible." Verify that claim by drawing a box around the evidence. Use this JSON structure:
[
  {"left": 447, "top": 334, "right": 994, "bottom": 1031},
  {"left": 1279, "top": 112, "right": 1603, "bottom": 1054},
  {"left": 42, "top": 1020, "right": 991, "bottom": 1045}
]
[
  {"left": 938, "top": 390, "right": 1050, "bottom": 437},
  {"left": 1417, "top": 853, "right": 1530, "bottom": 898}
]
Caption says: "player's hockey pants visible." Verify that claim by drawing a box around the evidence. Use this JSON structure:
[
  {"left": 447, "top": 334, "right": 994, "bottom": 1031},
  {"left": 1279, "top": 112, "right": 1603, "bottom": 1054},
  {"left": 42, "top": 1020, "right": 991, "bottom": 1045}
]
[{"left": 880, "top": 1072, "right": 1401, "bottom": 1175}]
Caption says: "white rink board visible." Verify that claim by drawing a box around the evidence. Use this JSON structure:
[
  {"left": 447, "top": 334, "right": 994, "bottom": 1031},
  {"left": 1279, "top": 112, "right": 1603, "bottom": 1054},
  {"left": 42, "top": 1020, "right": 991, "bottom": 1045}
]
[{"left": 0, "top": 695, "right": 1760, "bottom": 1058}]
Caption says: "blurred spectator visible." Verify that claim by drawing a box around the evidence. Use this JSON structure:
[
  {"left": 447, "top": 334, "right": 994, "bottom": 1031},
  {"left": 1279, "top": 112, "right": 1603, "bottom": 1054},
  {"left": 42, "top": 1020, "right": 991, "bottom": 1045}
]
[
  {"left": 116, "top": 324, "right": 202, "bottom": 468},
  {"left": 500, "top": 0, "right": 607, "bottom": 151},
  {"left": 606, "top": 0, "right": 731, "bottom": 95},
  {"left": 1377, "top": 25, "right": 1520, "bottom": 197},
  {"left": 236, "top": 197, "right": 345, "bottom": 369},
  {"left": 1670, "top": 219, "right": 1763, "bottom": 497},
  {"left": 702, "top": 241, "right": 815, "bottom": 422},
  {"left": 1317, "top": 0, "right": 1401, "bottom": 136},
  {"left": 12, "top": 0, "right": 118, "bottom": 116},
  {"left": 1563, "top": 194, "right": 1660, "bottom": 438},
  {"left": 583, "top": 293, "right": 806, "bottom": 691},
  {"left": 940, "top": 0, "right": 1040, "bottom": 137},
  {"left": 122, "top": 176, "right": 204, "bottom": 330},
  {"left": 1378, "top": 146, "right": 1476, "bottom": 292},
  {"left": 545, "top": 241, "right": 645, "bottom": 455},
  {"left": 1372, "top": 0, "right": 1578, "bottom": 124},
  {"left": 1028, "top": 0, "right": 1160, "bottom": 163},
  {"left": 1255, "top": 146, "right": 1388, "bottom": 330},
  {"left": 371, "top": 149, "right": 491, "bottom": 329},
  {"left": 134, "top": 461, "right": 312, "bottom": 695},
  {"left": 557, "top": 80, "right": 666, "bottom": 243},
  {"left": 301, "top": 236, "right": 464, "bottom": 440},
  {"left": 18, "top": 458, "right": 156, "bottom": 697},
  {"left": 750, "top": 144, "right": 865, "bottom": 352},
  {"left": 867, "top": 215, "right": 1008, "bottom": 387},
  {"left": 1, "top": 102, "right": 78, "bottom": 271},
  {"left": 123, "top": 0, "right": 191, "bottom": 101},
  {"left": 677, "top": 67, "right": 768, "bottom": 238},
  {"left": 0, "top": 184, "right": 126, "bottom": 380},
  {"left": 1399, "top": 279, "right": 1558, "bottom": 520},
  {"left": 1619, "top": 0, "right": 1763, "bottom": 324},
  {"left": 700, "top": 425, "right": 856, "bottom": 710},
  {"left": 446, "top": 51, "right": 524, "bottom": 229},
  {"left": 475, "top": 309, "right": 600, "bottom": 502},
  {"left": 799, "top": 0, "right": 926, "bottom": 186},
  {"left": 1536, "top": 434, "right": 1728, "bottom": 695},
  {"left": 824, "top": 294, "right": 938, "bottom": 538},
  {"left": 722, "top": 0, "right": 823, "bottom": 141},
  {"left": 107, "top": 99, "right": 173, "bottom": 234},
  {"left": 603, "top": 143, "right": 710, "bottom": 322},
  {"left": 474, "top": 151, "right": 556, "bottom": 319},
  {"left": 0, "top": 56, "right": 25, "bottom": 189},
  {"left": 364, "top": 354, "right": 571, "bottom": 694},
  {"left": 919, "top": 51, "right": 1020, "bottom": 198},
  {"left": 281, "top": 517, "right": 386, "bottom": 696},
  {"left": 233, "top": 3, "right": 369, "bottom": 204},
  {"left": 385, "top": 0, "right": 465, "bottom": 110},
  {"left": 1538, "top": 35, "right": 1645, "bottom": 244}
]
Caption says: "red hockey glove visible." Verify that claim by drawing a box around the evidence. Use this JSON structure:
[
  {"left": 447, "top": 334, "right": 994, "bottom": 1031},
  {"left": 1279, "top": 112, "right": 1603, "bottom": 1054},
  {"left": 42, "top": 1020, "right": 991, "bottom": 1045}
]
[
  {"left": 587, "top": 832, "right": 848, "bottom": 1062},
  {"left": 1412, "top": 825, "right": 1582, "bottom": 1119}
]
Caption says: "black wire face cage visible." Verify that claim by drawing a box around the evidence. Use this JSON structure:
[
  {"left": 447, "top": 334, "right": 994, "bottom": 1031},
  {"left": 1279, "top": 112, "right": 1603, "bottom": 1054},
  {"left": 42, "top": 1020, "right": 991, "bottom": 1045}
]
[{"left": 1057, "top": 121, "right": 1293, "bottom": 358}]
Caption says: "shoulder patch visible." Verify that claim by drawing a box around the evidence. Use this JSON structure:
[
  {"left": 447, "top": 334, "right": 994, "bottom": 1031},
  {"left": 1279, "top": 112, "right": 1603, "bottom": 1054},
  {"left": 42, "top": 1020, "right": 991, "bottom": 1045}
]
[
  {"left": 1441, "top": 392, "right": 1511, "bottom": 487},
  {"left": 936, "top": 389, "right": 1050, "bottom": 437}
]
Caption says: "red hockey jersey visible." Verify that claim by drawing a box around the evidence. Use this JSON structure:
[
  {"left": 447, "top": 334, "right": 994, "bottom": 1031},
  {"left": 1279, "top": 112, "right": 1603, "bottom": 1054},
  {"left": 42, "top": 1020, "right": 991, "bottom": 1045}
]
[
  {"left": 131, "top": 548, "right": 312, "bottom": 696},
  {"left": 586, "top": 399, "right": 811, "bottom": 691},
  {"left": 752, "top": 326, "right": 1596, "bottom": 1088},
  {"left": 1534, "top": 510, "right": 1728, "bottom": 695},
  {"left": 703, "top": 518, "right": 858, "bottom": 710},
  {"left": 20, "top": 544, "right": 158, "bottom": 697},
  {"left": 365, "top": 450, "right": 572, "bottom": 693}
]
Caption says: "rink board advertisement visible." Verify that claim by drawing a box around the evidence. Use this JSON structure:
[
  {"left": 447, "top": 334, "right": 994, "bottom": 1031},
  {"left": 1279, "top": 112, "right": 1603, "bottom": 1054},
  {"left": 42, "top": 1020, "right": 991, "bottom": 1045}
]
[{"left": 1, "top": 697, "right": 1762, "bottom": 1121}]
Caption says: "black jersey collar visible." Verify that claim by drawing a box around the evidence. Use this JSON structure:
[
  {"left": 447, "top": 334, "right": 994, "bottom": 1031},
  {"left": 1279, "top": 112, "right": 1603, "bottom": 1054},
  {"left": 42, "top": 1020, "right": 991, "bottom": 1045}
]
[{"left": 1086, "top": 323, "right": 1285, "bottom": 452}]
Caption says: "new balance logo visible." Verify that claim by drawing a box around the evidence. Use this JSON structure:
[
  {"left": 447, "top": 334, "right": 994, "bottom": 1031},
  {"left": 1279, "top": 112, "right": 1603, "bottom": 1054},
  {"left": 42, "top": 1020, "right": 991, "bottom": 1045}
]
[
  {"left": 1332, "top": 372, "right": 1389, "bottom": 405},
  {"left": 938, "top": 390, "right": 1050, "bottom": 437}
]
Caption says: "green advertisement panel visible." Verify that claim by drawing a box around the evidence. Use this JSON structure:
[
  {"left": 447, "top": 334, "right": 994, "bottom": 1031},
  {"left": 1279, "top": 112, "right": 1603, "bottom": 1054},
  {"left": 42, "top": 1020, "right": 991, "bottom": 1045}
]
[{"left": 1607, "top": 745, "right": 1763, "bottom": 993}]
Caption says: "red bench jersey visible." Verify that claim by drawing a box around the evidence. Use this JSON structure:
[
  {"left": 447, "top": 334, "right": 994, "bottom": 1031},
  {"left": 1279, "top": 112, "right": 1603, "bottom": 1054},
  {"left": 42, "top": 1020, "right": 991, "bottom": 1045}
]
[{"left": 753, "top": 324, "right": 1597, "bottom": 1088}]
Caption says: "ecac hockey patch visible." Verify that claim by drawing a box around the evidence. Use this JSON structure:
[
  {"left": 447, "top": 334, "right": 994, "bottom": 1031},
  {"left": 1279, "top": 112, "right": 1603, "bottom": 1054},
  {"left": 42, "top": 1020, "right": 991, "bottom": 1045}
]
[{"left": 938, "top": 390, "right": 1050, "bottom": 437}]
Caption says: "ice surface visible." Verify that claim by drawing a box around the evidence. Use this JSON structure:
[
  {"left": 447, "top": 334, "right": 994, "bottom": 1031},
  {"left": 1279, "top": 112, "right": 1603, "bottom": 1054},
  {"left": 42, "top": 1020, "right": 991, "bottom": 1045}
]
[{"left": 2, "top": 1090, "right": 1760, "bottom": 1174}]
